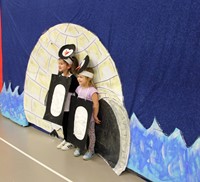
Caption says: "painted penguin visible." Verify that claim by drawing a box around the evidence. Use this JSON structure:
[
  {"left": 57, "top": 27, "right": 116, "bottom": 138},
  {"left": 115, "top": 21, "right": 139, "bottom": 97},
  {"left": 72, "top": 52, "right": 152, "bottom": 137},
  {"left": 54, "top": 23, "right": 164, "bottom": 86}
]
[{"left": 43, "top": 44, "right": 76, "bottom": 127}]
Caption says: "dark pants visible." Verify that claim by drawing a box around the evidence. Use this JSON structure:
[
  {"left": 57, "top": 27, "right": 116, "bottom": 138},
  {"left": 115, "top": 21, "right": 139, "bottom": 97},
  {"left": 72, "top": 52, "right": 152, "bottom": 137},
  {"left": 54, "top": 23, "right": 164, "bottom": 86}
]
[{"left": 62, "top": 112, "right": 69, "bottom": 141}]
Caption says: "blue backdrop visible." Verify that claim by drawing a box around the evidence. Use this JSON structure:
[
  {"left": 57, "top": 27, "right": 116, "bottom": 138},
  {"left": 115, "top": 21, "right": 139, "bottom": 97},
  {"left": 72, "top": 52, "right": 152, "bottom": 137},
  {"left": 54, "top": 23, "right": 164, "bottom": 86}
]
[{"left": 1, "top": 0, "right": 200, "bottom": 146}]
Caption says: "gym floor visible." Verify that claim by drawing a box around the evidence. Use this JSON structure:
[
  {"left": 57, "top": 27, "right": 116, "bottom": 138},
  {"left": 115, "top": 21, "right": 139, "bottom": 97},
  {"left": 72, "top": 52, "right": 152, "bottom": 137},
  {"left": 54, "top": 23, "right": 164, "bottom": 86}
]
[{"left": 0, "top": 114, "right": 146, "bottom": 182}]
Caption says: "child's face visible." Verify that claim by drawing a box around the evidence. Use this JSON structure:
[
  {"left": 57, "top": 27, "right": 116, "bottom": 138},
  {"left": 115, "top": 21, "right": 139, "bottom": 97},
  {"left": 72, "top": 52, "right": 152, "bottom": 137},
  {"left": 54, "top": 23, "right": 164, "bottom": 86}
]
[
  {"left": 77, "top": 74, "right": 90, "bottom": 87},
  {"left": 58, "top": 59, "right": 71, "bottom": 72}
]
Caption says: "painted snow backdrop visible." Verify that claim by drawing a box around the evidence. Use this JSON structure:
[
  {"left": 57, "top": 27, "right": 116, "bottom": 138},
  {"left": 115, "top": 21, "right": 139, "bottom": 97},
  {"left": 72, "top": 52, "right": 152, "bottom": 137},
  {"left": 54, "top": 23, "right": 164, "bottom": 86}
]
[{"left": 1, "top": 0, "right": 200, "bottom": 181}]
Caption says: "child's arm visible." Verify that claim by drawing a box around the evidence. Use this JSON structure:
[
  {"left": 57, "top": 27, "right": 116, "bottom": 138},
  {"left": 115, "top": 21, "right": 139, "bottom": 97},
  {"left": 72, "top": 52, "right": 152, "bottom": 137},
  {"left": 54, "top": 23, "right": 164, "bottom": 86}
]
[{"left": 91, "top": 93, "right": 101, "bottom": 124}]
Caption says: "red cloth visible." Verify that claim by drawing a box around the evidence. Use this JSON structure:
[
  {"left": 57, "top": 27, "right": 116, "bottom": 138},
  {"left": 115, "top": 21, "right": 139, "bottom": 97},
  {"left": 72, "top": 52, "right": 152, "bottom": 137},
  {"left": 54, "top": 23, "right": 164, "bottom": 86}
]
[{"left": 0, "top": 12, "right": 3, "bottom": 91}]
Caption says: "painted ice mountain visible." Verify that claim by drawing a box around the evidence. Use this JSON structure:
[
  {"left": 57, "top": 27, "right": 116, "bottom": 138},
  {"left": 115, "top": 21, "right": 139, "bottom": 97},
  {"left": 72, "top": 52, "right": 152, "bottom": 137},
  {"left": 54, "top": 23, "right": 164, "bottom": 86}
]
[
  {"left": 127, "top": 113, "right": 200, "bottom": 182},
  {"left": 0, "top": 83, "right": 28, "bottom": 126}
]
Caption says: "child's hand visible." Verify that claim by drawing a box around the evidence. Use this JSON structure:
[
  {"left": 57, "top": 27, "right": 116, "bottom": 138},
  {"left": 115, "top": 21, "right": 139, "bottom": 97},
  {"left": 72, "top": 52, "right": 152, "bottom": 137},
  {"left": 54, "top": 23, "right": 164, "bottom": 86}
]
[{"left": 94, "top": 117, "right": 101, "bottom": 124}]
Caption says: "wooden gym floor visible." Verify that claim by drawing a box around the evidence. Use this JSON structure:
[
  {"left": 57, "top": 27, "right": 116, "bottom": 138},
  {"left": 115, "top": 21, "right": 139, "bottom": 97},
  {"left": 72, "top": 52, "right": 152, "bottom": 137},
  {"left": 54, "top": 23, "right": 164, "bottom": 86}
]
[{"left": 0, "top": 114, "right": 146, "bottom": 182}]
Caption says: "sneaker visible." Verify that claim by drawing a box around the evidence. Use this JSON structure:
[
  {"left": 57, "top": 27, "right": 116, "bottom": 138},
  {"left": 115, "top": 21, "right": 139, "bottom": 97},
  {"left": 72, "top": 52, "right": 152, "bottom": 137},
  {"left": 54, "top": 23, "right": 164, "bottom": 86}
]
[
  {"left": 61, "top": 142, "right": 74, "bottom": 150},
  {"left": 83, "top": 151, "right": 94, "bottom": 160},
  {"left": 74, "top": 148, "right": 81, "bottom": 157},
  {"left": 57, "top": 140, "right": 66, "bottom": 149}
]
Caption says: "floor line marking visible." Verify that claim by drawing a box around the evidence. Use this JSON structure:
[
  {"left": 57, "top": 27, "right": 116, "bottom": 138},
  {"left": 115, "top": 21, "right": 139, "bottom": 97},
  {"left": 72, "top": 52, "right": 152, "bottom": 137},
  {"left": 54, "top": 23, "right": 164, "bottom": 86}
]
[{"left": 0, "top": 137, "right": 73, "bottom": 182}]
